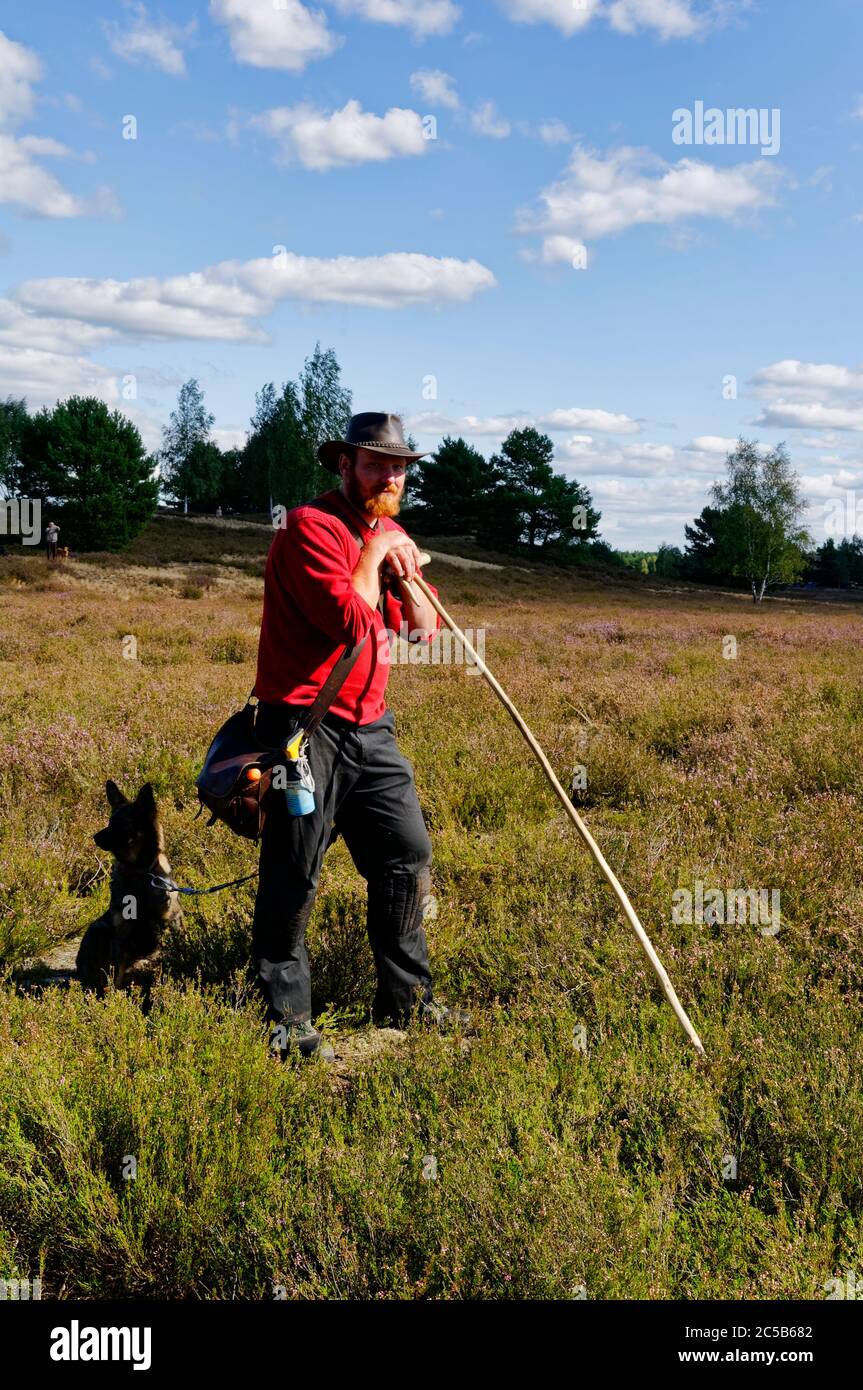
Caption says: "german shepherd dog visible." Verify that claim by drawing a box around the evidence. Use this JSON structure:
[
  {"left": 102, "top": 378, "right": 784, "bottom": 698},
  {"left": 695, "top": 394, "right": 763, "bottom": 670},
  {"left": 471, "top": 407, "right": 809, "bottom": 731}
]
[{"left": 76, "top": 781, "right": 183, "bottom": 994}]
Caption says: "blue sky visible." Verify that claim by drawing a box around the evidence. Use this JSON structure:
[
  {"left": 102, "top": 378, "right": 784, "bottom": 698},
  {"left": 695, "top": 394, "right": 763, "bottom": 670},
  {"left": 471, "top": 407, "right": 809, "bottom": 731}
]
[{"left": 2, "top": 0, "right": 862, "bottom": 547}]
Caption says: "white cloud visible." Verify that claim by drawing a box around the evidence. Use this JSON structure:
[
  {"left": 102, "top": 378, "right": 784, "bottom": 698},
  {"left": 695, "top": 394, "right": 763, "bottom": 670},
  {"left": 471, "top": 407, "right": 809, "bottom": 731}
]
[
  {"left": 104, "top": 3, "right": 196, "bottom": 77},
  {"left": 499, "top": 0, "right": 601, "bottom": 36},
  {"left": 540, "top": 406, "right": 640, "bottom": 433},
  {"left": 408, "top": 411, "right": 534, "bottom": 436},
  {"left": 408, "top": 406, "right": 640, "bottom": 438},
  {"left": 1, "top": 251, "right": 494, "bottom": 421},
  {"left": 15, "top": 273, "right": 269, "bottom": 341},
  {"left": 606, "top": 0, "right": 703, "bottom": 38},
  {"left": 557, "top": 434, "right": 676, "bottom": 476},
  {"left": 684, "top": 435, "right": 738, "bottom": 454},
  {"left": 209, "top": 0, "right": 339, "bottom": 71},
  {"left": 0, "top": 29, "right": 41, "bottom": 125},
  {"left": 249, "top": 99, "right": 428, "bottom": 170},
  {"left": 251, "top": 250, "right": 496, "bottom": 307},
  {"left": 331, "top": 0, "right": 460, "bottom": 39},
  {"left": 537, "top": 117, "right": 573, "bottom": 144},
  {"left": 517, "top": 143, "right": 782, "bottom": 246},
  {"left": 538, "top": 234, "right": 588, "bottom": 264},
  {"left": 471, "top": 100, "right": 511, "bottom": 138},
  {"left": 585, "top": 473, "right": 710, "bottom": 544},
  {"left": 0, "top": 32, "right": 117, "bottom": 218},
  {"left": 625, "top": 441, "right": 675, "bottom": 462},
  {"left": 0, "top": 344, "right": 119, "bottom": 406},
  {"left": 11, "top": 249, "right": 496, "bottom": 343},
  {"left": 750, "top": 359, "right": 863, "bottom": 399},
  {"left": 499, "top": 0, "right": 720, "bottom": 38},
  {"left": 800, "top": 433, "right": 842, "bottom": 449},
  {"left": 0, "top": 133, "right": 117, "bottom": 217},
  {"left": 410, "top": 68, "right": 460, "bottom": 110},
  {"left": 754, "top": 400, "right": 863, "bottom": 433},
  {"left": 0, "top": 298, "right": 118, "bottom": 354},
  {"left": 749, "top": 359, "right": 863, "bottom": 434},
  {"left": 851, "top": 94, "right": 863, "bottom": 120},
  {"left": 800, "top": 470, "right": 863, "bottom": 500}
]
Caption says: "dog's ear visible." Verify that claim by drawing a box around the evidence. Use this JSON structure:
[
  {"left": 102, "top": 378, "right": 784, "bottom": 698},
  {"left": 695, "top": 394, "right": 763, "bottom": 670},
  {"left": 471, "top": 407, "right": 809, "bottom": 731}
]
[
  {"left": 106, "top": 780, "right": 126, "bottom": 810},
  {"left": 135, "top": 782, "right": 157, "bottom": 817}
]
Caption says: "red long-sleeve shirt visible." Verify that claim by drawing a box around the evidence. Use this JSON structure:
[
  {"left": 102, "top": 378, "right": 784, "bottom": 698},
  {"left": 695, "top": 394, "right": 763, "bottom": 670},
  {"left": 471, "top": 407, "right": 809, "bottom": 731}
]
[{"left": 254, "top": 488, "right": 441, "bottom": 724}]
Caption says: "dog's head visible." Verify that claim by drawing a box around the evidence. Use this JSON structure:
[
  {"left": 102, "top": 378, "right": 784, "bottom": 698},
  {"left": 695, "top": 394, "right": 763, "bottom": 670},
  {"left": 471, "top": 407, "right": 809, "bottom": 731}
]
[{"left": 93, "top": 781, "right": 161, "bottom": 868}]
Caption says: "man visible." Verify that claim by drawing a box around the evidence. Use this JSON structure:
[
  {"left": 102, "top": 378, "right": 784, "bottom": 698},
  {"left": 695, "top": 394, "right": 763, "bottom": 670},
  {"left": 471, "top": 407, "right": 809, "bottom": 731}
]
[
  {"left": 45, "top": 519, "right": 59, "bottom": 562},
  {"left": 252, "top": 412, "right": 471, "bottom": 1060}
]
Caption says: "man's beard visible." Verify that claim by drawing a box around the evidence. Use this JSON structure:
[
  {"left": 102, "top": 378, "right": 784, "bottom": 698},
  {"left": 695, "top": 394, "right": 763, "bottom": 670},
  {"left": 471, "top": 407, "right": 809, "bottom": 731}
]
[{"left": 344, "top": 467, "right": 402, "bottom": 520}]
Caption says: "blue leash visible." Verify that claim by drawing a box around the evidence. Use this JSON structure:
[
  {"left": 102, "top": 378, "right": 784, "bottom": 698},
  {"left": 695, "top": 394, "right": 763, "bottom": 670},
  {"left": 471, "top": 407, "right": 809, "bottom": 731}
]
[{"left": 142, "top": 869, "right": 259, "bottom": 897}]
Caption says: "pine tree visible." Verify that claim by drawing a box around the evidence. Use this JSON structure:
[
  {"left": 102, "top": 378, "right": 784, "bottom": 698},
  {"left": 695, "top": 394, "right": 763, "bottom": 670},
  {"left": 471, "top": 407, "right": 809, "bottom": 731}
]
[
  {"left": 17, "top": 396, "right": 157, "bottom": 550},
  {"left": 410, "top": 435, "right": 496, "bottom": 534}
]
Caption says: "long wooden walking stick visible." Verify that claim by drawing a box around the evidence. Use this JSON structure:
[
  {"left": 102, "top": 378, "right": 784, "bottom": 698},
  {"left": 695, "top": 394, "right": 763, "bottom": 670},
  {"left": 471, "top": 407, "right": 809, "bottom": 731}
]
[{"left": 404, "top": 557, "right": 706, "bottom": 1057}]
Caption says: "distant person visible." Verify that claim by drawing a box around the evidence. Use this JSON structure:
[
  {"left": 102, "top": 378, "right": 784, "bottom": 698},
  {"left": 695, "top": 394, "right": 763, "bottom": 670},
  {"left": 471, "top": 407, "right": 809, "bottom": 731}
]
[
  {"left": 216, "top": 505, "right": 222, "bottom": 518},
  {"left": 45, "top": 520, "right": 59, "bottom": 562}
]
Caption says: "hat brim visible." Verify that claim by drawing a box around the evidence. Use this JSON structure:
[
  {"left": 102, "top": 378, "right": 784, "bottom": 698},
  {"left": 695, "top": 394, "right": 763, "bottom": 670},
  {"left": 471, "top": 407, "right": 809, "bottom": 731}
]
[{"left": 317, "top": 440, "right": 429, "bottom": 474}]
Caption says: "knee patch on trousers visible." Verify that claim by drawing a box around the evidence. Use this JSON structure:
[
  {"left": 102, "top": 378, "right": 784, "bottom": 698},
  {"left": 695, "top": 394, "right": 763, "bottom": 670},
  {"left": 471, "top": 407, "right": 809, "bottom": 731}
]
[{"left": 368, "top": 864, "right": 433, "bottom": 938}]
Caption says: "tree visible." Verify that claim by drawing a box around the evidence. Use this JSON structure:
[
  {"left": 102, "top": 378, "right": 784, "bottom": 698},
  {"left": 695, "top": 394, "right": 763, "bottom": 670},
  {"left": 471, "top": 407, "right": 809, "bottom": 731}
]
[
  {"left": 243, "top": 345, "right": 352, "bottom": 516},
  {"left": 267, "top": 383, "right": 307, "bottom": 513},
  {"left": 159, "top": 379, "right": 215, "bottom": 506},
  {"left": 807, "top": 535, "right": 863, "bottom": 587},
  {"left": 655, "top": 543, "right": 684, "bottom": 578},
  {"left": 478, "top": 426, "right": 600, "bottom": 551},
  {"left": 409, "top": 435, "right": 496, "bottom": 534},
  {"left": 241, "top": 380, "right": 304, "bottom": 514},
  {"left": 182, "top": 439, "right": 226, "bottom": 512},
  {"left": 217, "top": 447, "right": 247, "bottom": 513},
  {"left": 17, "top": 396, "right": 157, "bottom": 550},
  {"left": 0, "top": 397, "right": 28, "bottom": 495},
  {"left": 298, "top": 343, "right": 352, "bottom": 476},
  {"left": 710, "top": 439, "right": 810, "bottom": 602},
  {"left": 682, "top": 505, "right": 731, "bottom": 583}
]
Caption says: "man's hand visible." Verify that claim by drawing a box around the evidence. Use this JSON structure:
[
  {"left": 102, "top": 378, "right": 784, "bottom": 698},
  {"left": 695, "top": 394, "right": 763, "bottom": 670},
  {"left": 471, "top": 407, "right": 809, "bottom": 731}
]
[
  {"left": 369, "top": 530, "right": 423, "bottom": 584},
  {"left": 351, "top": 528, "right": 437, "bottom": 639}
]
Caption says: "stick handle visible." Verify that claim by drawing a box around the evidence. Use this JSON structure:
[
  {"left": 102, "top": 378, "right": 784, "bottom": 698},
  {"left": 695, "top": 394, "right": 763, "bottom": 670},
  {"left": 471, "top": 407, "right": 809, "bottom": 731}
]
[{"left": 403, "top": 569, "right": 706, "bottom": 1057}]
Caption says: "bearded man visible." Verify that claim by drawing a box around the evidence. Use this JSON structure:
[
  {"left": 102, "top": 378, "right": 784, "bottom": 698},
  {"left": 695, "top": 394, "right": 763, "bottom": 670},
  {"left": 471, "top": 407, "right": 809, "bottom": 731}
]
[{"left": 252, "top": 412, "right": 472, "bottom": 1060}]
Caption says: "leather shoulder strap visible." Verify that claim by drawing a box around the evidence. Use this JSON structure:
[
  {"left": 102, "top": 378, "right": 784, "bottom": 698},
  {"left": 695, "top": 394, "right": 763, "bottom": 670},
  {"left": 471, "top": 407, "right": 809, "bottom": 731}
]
[{"left": 292, "top": 498, "right": 383, "bottom": 741}]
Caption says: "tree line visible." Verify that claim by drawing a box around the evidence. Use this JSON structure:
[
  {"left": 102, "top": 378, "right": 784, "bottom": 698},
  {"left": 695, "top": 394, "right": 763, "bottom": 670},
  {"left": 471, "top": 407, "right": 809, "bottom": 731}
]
[
  {"left": 0, "top": 341, "right": 603, "bottom": 561},
  {"left": 1, "top": 343, "right": 857, "bottom": 602}
]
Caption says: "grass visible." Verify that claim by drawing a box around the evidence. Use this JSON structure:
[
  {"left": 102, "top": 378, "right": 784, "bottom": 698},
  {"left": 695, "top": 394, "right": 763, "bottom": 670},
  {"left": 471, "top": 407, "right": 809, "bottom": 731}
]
[{"left": 1, "top": 515, "right": 862, "bottom": 1299}]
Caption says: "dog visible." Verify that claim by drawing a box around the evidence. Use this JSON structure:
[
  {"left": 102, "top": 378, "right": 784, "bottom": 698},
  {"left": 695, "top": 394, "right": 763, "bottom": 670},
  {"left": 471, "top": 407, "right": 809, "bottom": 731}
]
[
  {"left": 56, "top": 545, "right": 69, "bottom": 560},
  {"left": 76, "top": 781, "right": 183, "bottom": 994}
]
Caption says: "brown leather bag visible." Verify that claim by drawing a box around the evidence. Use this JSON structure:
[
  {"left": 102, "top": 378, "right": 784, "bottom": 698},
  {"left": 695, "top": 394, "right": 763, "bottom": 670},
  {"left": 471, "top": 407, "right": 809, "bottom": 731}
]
[{"left": 195, "top": 624, "right": 373, "bottom": 841}]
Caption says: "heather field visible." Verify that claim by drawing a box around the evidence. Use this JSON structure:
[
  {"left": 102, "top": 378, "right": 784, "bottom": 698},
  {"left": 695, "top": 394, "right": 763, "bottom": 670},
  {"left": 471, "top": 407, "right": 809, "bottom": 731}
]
[{"left": 1, "top": 516, "right": 863, "bottom": 1300}]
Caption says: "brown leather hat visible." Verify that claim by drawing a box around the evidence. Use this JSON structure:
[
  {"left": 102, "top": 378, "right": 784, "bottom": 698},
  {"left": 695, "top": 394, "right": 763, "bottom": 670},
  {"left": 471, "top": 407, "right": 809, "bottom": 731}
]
[{"left": 317, "top": 412, "right": 428, "bottom": 474}]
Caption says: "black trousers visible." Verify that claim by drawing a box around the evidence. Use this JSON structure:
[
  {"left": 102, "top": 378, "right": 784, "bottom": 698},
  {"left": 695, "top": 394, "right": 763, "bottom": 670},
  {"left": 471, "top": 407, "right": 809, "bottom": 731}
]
[{"left": 251, "top": 701, "right": 435, "bottom": 1027}]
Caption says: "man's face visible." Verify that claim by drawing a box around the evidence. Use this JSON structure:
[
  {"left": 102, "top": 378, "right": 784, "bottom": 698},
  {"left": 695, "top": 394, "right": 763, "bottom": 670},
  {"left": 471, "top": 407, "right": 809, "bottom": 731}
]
[{"left": 339, "top": 446, "right": 407, "bottom": 521}]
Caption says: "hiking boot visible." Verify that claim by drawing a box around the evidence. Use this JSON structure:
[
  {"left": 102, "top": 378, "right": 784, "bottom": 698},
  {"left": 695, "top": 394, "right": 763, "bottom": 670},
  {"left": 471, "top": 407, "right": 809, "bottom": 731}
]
[
  {"left": 271, "top": 1020, "right": 335, "bottom": 1062},
  {"left": 416, "top": 999, "right": 477, "bottom": 1036}
]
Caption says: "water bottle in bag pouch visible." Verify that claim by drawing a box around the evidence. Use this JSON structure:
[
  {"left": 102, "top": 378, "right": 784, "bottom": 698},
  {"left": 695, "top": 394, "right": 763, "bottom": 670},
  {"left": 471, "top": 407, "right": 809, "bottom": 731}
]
[{"left": 281, "top": 728, "right": 316, "bottom": 816}]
